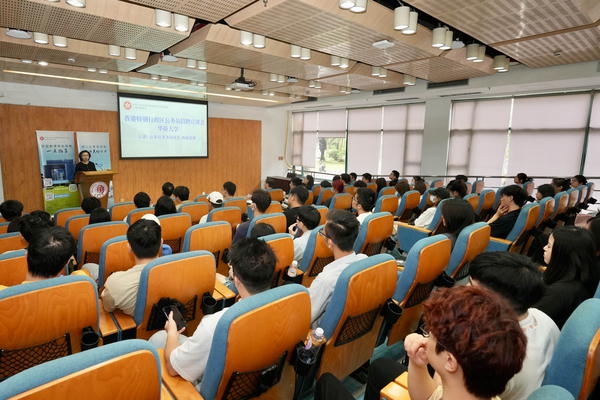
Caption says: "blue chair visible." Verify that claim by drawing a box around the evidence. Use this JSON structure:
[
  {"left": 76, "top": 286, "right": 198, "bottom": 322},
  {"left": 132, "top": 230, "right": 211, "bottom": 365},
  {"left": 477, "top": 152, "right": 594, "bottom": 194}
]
[
  {"left": 182, "top": 222, "right": 232, "bottom": 276},
  {"left": 65, "top": 214, "right": 90, "bottom": 246},
  {"left": 206, "top": 207, "right": 242, "bottom": 234},
  {"left": 267, "top": 188, "right": 284, "bottom": 203},
  {"left": 465, "top": 181, "right": 472, "bottom": 194},
  {"left": 396, "top": 199, "right": 448, "bottom": 253},
  {"left": 317, "top": 254, "right": 397, "bottom": 380},
  {"left": 445, "top": 222, "right": 490, "bottom": 279},
  {"left": 343, "top": 185, "right": 355, "bottom": 196},
  {"left": 585, "top": 182, "right": 596, "bottom": 204},
  {"left": 477, "top": 189, "right": 496, "bottom": 219},
  {"left": 545, "top": 191, "right": 569, "bottom": 232},
  {"left": 523, "top": 180, "right": 535, "bottom": 198},
  {"left": 125, "top": 206, "right": 154, "bottom": 225},
  {"left": 384, "top": 235, "right": 452, "bottom": 346},
  {"left": 377, "top": 186, "right": 396, "bottom": 200},
  {"left": 198, "top": 286, "right": 311, "bottom": 400},
  {"left": 0, "top": 275, "right": 102, "bottom": 380},
  {"left": 329, "top": 193, "right": 352, "bottom": 210},
  {"left": 97, "top": 235, "right": 134, "bottom": 290},
  {"left": 472, "top": 179, "right": 484, "bottom": 194},
  {"left": 374, "top": 194, "right": 399, "bottom": 214},
  {"left": 486, "top": 203, "right": 540, "bottom": 253},
  {"left": 108, "top": 201, "right": 135, "bottom": 221},
  {"left": 430, "top": 179, "right": 444, "bottom": 188},
  {"left": 132, "top": 251, "right": 217, "bottom": 339},
  {"left": 0, "top": 249, "right": 27, "bottom": 287},
  {"left": 54, "top": 207, "right": 85, "bottom": 227},
  {"left": 395, "top": 190, "right": 420, "bottom": 222},
  {"left": 316, "top": 188, "right": 334, "bottom": 206},
  {"left": 77, "top": 221, "right": 129, "bottom": 265},
  {"left": 0, "top": 221, "right": 10, "bottom": 234},
  {"left": 493, "top": 187, "right": 505, "bottom": 210},
  {"left": 416, "top": 188, "right": 434, "bottom": 211},
  {"left": 464, "top": 193, "right": 479, "bottom": 212},
  {"left": 0, "top": 340, "right": 161, "bottom": 399},
  {"left": 246, "top": 213, "right": 287, "bottom": 236},
  {"left": 527, "top": 385, "right": 574, "bottom": 400},
  {"left": 259, "top": 233, "right": 294, "bottom": 288},
  {"left": 542, "top": 299, "right": 600, "bottom": 400},
  {"left": 157, "top": 213, "right": 192, "bottom": 254},
  {"left": 353, "top": 212, "right": 394, "bottom": 256},
  {"left": 195, "top": 194, "right": 208, "bottom": 202}
]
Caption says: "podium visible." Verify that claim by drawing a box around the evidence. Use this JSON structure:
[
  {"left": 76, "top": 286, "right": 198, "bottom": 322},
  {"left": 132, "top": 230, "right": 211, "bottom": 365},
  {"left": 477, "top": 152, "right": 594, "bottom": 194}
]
[{"left": 75, "top": 171, "right": 117, "bottom": 209}]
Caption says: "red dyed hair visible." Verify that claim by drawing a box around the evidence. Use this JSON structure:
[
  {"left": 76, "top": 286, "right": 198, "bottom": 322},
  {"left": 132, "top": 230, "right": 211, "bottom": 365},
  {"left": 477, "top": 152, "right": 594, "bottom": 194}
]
[
  {"left": 332, "top": 179, "right": 345, "bottom": 194},
  {"left": 423, "top": 286, "right": 526, "bottom": 399}
]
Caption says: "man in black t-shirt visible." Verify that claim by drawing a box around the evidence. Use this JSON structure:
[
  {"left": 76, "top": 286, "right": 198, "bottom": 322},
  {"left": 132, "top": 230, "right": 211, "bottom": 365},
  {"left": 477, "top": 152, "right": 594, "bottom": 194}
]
[
  {"left": 284, "top": 186, "right": 309, "bottom": 229},
  {"left": 487, "top": 185, "right": 528, "bottom": 239}
]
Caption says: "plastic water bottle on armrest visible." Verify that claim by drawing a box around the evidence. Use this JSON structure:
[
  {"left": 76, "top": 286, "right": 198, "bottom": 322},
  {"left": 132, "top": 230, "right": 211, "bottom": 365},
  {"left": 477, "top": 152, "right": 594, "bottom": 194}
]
[{"left": 298, "top": 327, "right": 326, "bottom": 364}]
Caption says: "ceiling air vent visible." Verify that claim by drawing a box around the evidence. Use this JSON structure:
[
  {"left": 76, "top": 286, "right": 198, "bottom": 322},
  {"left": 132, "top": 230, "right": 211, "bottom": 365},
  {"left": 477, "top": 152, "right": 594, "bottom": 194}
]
[
  {"left": 427, "top": 79, "right": 469, "bottom": 89},
  {"left": 439, "top": 92, "right": 483, "bottom": 98},
  {"left": 374, "top": 87, "right": 406, "bottom": 95}
]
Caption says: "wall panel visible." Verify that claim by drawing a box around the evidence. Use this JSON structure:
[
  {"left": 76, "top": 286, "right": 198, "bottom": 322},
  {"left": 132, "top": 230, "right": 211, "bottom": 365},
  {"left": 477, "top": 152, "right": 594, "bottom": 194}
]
[{"left": 0, "top": 104, "right": 261, "bottom": 213}]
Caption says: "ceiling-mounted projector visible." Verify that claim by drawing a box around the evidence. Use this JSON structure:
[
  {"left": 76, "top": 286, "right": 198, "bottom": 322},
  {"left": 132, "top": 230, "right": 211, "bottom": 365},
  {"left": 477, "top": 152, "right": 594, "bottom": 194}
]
[{"left": 231, "top": 68, "right": 256, "bottom": 90}]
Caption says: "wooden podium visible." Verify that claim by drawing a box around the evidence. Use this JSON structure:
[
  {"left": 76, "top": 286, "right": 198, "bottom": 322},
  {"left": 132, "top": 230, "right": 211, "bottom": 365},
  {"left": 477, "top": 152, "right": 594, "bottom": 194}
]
[{"left": 75, "top": 171, "right": 117, "bottom": 209}]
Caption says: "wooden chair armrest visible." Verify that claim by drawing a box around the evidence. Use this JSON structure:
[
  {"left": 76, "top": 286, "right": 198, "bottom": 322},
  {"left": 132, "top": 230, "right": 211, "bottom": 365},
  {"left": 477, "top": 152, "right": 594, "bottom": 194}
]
[
  {"left": 398, "top": 224, "right": 431, "bottom": 234},
  {"left": 111, "top": 309, "right": 137, "bottom": 331},
  {"left": 98, "top": 299, "right": 118, "bottom": 338},
  {"left": 486, "top": 237, "right": 513, "bottom": 252},
  {"left": 162, "top": 384, "right": 175, "bottom": 399},
  {"left": 212, "top": 288, "right": 224, "bottom": 306},
  {"left": 394, "top": 372, "right": 408, "bottom": 389},
  {"left": 490, "top": 237, "right": 512, "bottom": 245},
  {"left": 214, "top": 280, "right": 235, "bottom": 307},
  {"left": 158, "top": 348, "right": 203, "bottom": 400},
  {"left": 380, "top": 381, "right": 411, "bottom": 400}
]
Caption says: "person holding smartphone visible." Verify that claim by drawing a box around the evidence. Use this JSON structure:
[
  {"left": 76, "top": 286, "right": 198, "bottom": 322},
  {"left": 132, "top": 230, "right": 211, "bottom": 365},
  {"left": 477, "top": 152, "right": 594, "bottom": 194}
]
[{"left": 288, "top": 205, "right": 321, "bottom": 263}]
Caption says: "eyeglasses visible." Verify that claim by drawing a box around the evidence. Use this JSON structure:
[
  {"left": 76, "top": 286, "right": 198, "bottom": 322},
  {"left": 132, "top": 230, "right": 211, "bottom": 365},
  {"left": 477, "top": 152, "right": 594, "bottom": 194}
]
[
  {"left": 420, "top": 324, "right": 448, "bottom": 351},
  {"left": 318, "top": 229, "right": 336, "bottom": 245}
]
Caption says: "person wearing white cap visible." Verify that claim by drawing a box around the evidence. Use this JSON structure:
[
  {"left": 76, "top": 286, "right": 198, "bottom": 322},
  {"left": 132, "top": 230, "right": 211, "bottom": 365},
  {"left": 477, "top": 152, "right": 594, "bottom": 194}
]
[
  {"left": 101, "top": 217, "right": 163, "bottom": 316},
  {"left": 198, "top": 191, "right": 223, "bottom": 224}
]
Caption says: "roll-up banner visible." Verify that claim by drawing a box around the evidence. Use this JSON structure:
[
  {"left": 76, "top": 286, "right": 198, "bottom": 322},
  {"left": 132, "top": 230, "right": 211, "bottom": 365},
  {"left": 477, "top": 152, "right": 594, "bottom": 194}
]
[
  {"left": 36, "top": 131, "right": 80, "bottom": 214},
  {"left": 76, "top": 132, "right": 113, "bottom": 202}
]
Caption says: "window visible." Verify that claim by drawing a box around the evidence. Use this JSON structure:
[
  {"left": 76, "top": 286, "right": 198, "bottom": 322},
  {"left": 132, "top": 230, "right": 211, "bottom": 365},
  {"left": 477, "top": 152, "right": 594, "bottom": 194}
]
[
  {"left": 347, "top": 107, "right": 382, "bottom": 174},
  {"left": 382, "top": 104, "right": 425, "bottom": 176},
  {"left": 291, "top": 112, "right": 317, "bottom": 168}
]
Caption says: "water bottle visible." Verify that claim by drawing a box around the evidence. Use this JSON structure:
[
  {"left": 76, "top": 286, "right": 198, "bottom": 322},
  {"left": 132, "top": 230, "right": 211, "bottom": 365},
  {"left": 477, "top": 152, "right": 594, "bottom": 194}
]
[
  {"left": 298, "top": 327, "right": 326, "bottom": 364},
  {"left": 288, "top": 260, "right": 298, "bottom": 278}
]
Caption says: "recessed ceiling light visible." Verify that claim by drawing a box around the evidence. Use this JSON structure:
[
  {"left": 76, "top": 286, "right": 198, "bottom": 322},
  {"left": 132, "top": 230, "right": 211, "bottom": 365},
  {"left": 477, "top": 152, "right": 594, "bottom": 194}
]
[
  {"left": 197, "top": 61, "right": 207, "bottom": 70},
  {"left": 300, "top": 48, "right": 311, "bottom": 60},
  {"left": 350, "top": 0, "right": 366, "bottom": 13},
  {"left": 186, "top": 59, "right": 197, "bottom": 68},
  {"left": 440, "top": 31, "right": 453, "bottom": 50},
  {"left": 6, "top": 28, "right": 31, "bottom": 39},
  {"left": 340, "top": 58, "right": 349, "bottom": 68},
  {"left": 466, "top": 43, "right": 479, "bottom": 60},
  {"left": 394, "top": 6, "right": 410, "bottom": 30},
  {"left": 52, "top": 35, "right": 68, "bottom": 47},
  {"left": 339, "top": 0, "right": 355, "bottom": 9},
  {"left": 371, "top": 66, "right": 380, "bottom": 76},
  {"left": 190, "top": 80, "right": 197, "bottom": 86},
  {"left": 253, "top": 34, "right": 265, "bottom": 48},
  {"left": 108, "top": 45, "right": 121, "bottom": 57},
  {"left": 402, "top": 11, "right": 418, "bottom": 34},
  {"left": 379, "top": 68, "right": 387, "bottom": 78},
  {"left": 38, "top": 61, "right": 48, "bottom": 66},
  {"left": 98, "top": 69, "right": 108, "bottom": 74},
  {"left": 277, "top": 74, "right": 285, "bottom": 83},
  {"left": 125, "top": 48, "right": 137, "bottom": 60},
  {"left": 473, "top": 45, "right": 486, "bottom": 62},
  {"left": 263, "top": 90, "right": 269, "bottom": 95},
  {"left": 432, "top": 27, "right": 445, "bottom": 48},
  {"left": 87, "top": 67, "right": 97, "bottom": 72},
  {"left": 160, "top": 76, "right": 168, "bottom": 81},
  {"left": 331, "top": 55, "right": 340, "bottom": 66},
  {"left": 270, "top": 73, "right": 277, "bottom": 82},
  {"left": 269, "top": 91, "right": 275, "bottom": 96},
  {"left": 315, "top": 82, "right": 322, "bottom": 89},
  {"left": 226, "top": 85, "right": 232, "bottom": 90},
  {"left": 21, "top": 59, "right": 33, "bottom": 64},
  {"left": 291, "top": 45, "right": 301, "bottom": 58},
  {"left": 240, "top": 31, "right": 253, "bottom": 45},
  {"left": 308, "top": 80, "right": 315, "bottom": 88},
  {"left": 33, "top": 32, "right": 49, "bottom": 44},
  {"left": 66, "top": 0, "right": 85, "bottom": 7},
  {"left": 150, "top": 74, "right": 159, "bottom": 80},
  {"left": 155, "top": 9, "right": 171, "bottom": 27},
  {"left": 494, "top": 55, "right": 506, "bottom": 70}
]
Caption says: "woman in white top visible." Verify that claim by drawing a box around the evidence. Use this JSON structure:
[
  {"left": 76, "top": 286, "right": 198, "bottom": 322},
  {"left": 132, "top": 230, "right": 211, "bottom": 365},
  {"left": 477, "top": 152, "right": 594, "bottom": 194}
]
[{"left": 414, "top": 188, "right": 450, "bottom": 229}]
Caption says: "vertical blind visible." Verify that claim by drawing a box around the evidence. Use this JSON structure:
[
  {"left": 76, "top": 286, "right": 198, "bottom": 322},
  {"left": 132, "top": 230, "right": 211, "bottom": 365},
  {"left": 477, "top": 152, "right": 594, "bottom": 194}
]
[
  {"left": 584, "top": 93, "right": 600, "bottom": 176},
  {"left": 382, "top": 104, "right": 425, "bottom": 176},
  {"left": 292, "top": 112, "right": 318, "bottom": 167},
  {"left": 347, "top": 107, "right": 382, "bottom": 174},
  {"left": 447, "top": 99, "right": 512, "bottom": 188}
]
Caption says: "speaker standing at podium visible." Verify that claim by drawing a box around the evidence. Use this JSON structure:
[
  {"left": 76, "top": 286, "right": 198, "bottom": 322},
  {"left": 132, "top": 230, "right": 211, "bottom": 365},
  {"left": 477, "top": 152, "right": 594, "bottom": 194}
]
[{"left": 75, "top": 150, "right": 97, "bottom": 173}]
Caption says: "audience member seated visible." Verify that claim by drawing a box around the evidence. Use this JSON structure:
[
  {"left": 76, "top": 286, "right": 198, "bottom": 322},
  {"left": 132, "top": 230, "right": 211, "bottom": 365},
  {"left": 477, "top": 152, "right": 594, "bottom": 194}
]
[
  {"left": 353, "top": 180, "right": 367, "bottom": 189},
  {"left": 81, "top": 197, "right": 101, "bottom": 214},
  {"left": 536, "top": 184, "right": 555, "bottom": 201},
  {"left": 469, "top": 252, "right": 559, "bottom": 400},
  {"left": 389, "top": 170, "right": 399, "bottom": 187},
  {"left": 289, "top": 205, "right": 321, "bottom": 262},
  {"left": 134, "top": 192, "right": 151, "bottom": 208},
  {"left": 349, "top": 172, "right": 357, "bottom": 183},
  {"left": 101, "top": 218, "right": 162, "bottom": 317},
  {"left": 303, "top": 175, "right": 314, "bottom": 190},
  {"left": 440, "top": 198, "right": 475, "bottom": 250},
  {"left": 155, "top": 196, "right": 177, "bottom": 217},
  {"left": 250, "top": 223, "right": 275, "bottom": 239},
  {"left": 0, "top": 226, "right": 78, "bottom": 290},
  {"left": 264, "top": 177, "right": 275, "bottom": 190},
  {"left": 333, "top": 175, "right": 341, "bottom": 182},
  {"left": 375, "top": 178, "right": 387, "bottom": 193},
  {"left": 320, "top": 180, "right": 332, "bottom": 189},
  {"left": 414, "top": 188, "right": 450, "bottom": 229},
  {"left": 514, "top": 173, "right": 533, "bottom": 185},
  {"left": 290, "top": 177, "right": 303, "bottom": 190},
  {"left": 551, "top": 178, "right": 570, "bottom": 194},
  {"left": 412, "top": 176, "right": 425, "bottom": 185},
  {"left": 150, "top": 238, "right": 277, "bottom": 392},
  {"left": 7, "top": 216, "right": 20, "bottom": 233},
  {"left": 353, "top": 187, "right": 376, "bottom": 226},
  {"left": 341, "top": 173, "right": 351, "bottom": 185},
  {"left": 315, "top": 285, "right": 526, "bottom": 400},
  {"left": 89, "top": 207, "right": 111, "bottom": 224},
  {"left": 323, "top": 179, "right": 344, "bottom": 208},
  {"left": 174, "top": 186, "right": 191, "bottom": 211},
  {"left": 162, "top": 182, "right": 175, "bottom": 197},
  {"left": 446, "top": 179, "right": 468, "bottom": 199},
  {"left": 0, "top": 200, "right": 23, "bottom": 222},
  {"left": 395, "top": 181, "right": 410, "bottom": 206},
  {"left": 415, "top": 181, "right": 427, "bottom": 199},
  {"left": 309, "top": 209, "right": 365, "bottom": 328},
  {"left": 487, "top": 185, "right": 527, "bottom": 239},
  {"left": 284, "top": 186, "right": 309, "bottom": 228},
  {"left": 455, "top": 174, "right": 468, "bottom": 182},
  {"left": 534, "top": 226, "right": 600, "bottom": 329},
  {"left": 222, "top": 181, "right": 236, "bottom": 200},
  {"left": 198, "top": 192, "right": 224, "bottom": 224},
  {"left": 571, "top": 174, "right": 587, "bottom": 189},
  {"left": 232, "top": 189, "right": 271, "bottom": 244},
  {"left": 362, "top": 173, "right": 372, "bottom": 184},
  {"left": 18, "top": 211, "right": 53, "bottom": 243}
]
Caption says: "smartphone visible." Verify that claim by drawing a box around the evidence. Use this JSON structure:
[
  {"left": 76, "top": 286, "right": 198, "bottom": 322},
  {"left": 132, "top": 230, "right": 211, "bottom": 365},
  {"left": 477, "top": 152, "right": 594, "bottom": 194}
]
[{"left": 163, "top": 305, "right": 187, "bottom": 331}]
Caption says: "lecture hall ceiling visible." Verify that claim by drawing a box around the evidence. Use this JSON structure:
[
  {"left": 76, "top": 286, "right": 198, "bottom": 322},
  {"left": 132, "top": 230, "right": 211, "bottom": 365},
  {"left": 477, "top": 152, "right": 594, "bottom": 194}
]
[{"left": 0, "top": 0, "right": 598, "bottom": 106}]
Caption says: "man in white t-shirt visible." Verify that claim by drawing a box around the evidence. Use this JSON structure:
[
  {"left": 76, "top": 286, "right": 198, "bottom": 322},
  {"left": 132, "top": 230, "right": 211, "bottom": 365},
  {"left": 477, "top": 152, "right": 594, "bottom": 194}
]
[
  {"left": 149, "top": 238, "right": 277, "bottom": 392},
  {"left": 353, "top": 187, "right": 377, "bottom": 226},
  {"left": 309, "top": 209, "right": 366, "bottom": 328},
  {"left": 469, "top": 252, "right": 560, "bottom": 400},
  {"left": 288, "top": 205, "right": 321, "bottom": 263}
]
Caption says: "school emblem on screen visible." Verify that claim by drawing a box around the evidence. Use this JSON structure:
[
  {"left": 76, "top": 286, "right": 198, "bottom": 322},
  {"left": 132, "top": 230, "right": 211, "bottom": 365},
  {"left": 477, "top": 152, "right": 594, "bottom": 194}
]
[{"left": 89, "top": 181, "right": 109, "bottom": 198}]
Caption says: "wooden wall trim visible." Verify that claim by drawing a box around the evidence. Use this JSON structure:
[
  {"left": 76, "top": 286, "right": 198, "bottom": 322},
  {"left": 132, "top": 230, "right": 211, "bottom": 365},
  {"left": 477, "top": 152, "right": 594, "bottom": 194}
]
[{"left": 0, "top": 104, "right": 261, "bottom": 213}]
